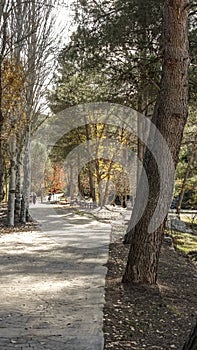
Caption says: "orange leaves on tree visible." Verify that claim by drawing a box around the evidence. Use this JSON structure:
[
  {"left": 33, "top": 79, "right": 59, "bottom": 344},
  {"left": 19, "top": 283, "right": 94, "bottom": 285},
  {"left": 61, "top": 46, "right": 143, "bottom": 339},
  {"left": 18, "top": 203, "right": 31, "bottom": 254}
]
[{"left": 45, "top": 163, "right": 67, "bottom": 193}]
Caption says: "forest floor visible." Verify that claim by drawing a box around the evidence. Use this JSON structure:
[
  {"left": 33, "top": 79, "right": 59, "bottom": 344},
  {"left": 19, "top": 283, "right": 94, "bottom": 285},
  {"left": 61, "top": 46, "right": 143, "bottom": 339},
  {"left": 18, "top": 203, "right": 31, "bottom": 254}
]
[
  {"left": 103, "top": 238, "right": 197, "bottom": 350},
  {"left": 0, "top": 204, "right": 197, "bottom": 350},
  {"left": 0, "top": 204, "right": 38, "bottom": 234}
]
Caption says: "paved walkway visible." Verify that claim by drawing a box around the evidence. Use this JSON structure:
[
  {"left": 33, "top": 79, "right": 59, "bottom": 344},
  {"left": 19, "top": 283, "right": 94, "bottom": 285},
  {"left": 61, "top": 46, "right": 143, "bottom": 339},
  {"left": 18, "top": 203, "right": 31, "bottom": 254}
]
[{"left": 0, "top": 203, "right": 111, "bottom": 350}]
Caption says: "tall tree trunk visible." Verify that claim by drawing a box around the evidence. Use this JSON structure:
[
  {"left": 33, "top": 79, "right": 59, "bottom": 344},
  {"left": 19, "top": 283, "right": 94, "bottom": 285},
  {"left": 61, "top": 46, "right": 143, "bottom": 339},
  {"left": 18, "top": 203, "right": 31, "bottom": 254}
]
[
  {"left": 0, "top": 146, "right": 5, "bottom": 203},
  {"left": 0, "top": 73, "right": 4, "bottom": 204},
  {"left": 176, "top": 143, "right": 196, "bottom": 216},
  {"left": 182, "top": 321, "right": 197, "bottom": 350},
  {"left": 7, "top": 135, "right": 17, "bottom": 226},
  {"left": 137, "top": 90, "right": 145, "bottom": 185},
  {"left": 103, "top": 177, "right": 110, "bottom": 206},
  {"left": 137, "top": 116, "right": 144, "bottom": 184},
  {"left": 69, "top": 163, "right": 75, "bottom": 200},
  {"left": 0, "top": 62, "right": 5, "bottom": 204},
  {"left": 15, "top": 143, "right": 22, "bottom": 218},
  {"left": 0, "top": 7, "right": 7, "bottom": 204},
  {"left": 84, "top": 124, "right": 96, "bottom": 201},
  {"left": 88, "top": 164, "right": 96, "bottom": 202},
  {"left": 123, "top": 0, "right": 189, "bottom": 284},
  {"left": 21, "top": 127, "right": 31, "bottom": 223},
  {"left": 95, "top": 159, "right": 101, "bottom": 206}
]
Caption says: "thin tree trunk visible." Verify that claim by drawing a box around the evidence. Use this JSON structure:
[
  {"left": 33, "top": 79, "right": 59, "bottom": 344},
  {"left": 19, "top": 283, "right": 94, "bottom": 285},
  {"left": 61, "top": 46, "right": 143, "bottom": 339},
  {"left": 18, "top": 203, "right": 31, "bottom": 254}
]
[
  {"left": 69, "top": 163, "right": 75, "bottom": 200},
  {"left": 15, "top": 144, "right": 22, "bottom": 218},
  {"left": 88, "top": 164, "right": 96, "bottom": 202},
  {"left": 137, "top": 95, "right": 145, "bottom": 185},
  {"left": 84, "top": 124, "right": 96, "bottom": 202},
  {"left": 4, "top": 171, "right": 8, "bottom": 202},
  {"left": 7, "top": 135, "right": 17, "bottom": 226},
  {"left": 123, "top": 0, "right": 189, "bottom": 284},
  {"left": 0, "top": 147, "right": 5, "bottom": 203},
  {"left": 0, "top": 53, "right": 5, "bottom": 204},
  {"left": 103, "top": 177, "right": 110, "bottom": 206},
  {"left": 103, "top": 157, "right": 116, "bottom": 206},
  {"left": 137, "top": 117, "right": 144, "bottom": 184},
  {"left": 95, "top": 159, "right": 101, "bottom": 206},
  {"left": 21, "top": 127, "right": 31, "bottom": 223}
]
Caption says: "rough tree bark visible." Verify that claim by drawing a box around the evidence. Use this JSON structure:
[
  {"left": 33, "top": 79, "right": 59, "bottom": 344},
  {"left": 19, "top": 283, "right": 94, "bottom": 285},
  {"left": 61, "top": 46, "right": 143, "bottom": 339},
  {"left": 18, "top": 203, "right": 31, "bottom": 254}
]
[
  {"left": 0, "top": 140, "right": 5, "bottom": 203},
  {"left": 123, "top": 0, "right": 190, "bottom": 284},
  {"left": 0, "top": 4, "right": 7, "bottom": 204},
  {"left": 0, "top": 99, "right": 5, "bottom": 204},
  {"left": 7, "top": 134, "right": 16, "bottom": 226},
  {"left": 21, "top": 126, "right": 31, "bottom": 223},
  {"left": 20, "top": 0, "right": 36, "bottom": 222},
  {"left": 182, "top": 320, "right": 197, "bottom": 350},
  {"left": 15, "top": 143, "right": 22, "bottom": 219}
]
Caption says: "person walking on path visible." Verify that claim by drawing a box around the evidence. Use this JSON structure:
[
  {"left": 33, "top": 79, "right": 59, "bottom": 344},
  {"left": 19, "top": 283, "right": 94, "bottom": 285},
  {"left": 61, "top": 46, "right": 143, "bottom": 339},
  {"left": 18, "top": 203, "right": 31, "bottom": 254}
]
[
  {"left": 33, "top": 193, "right": 37, "bottom": 204},
  {"left": 48, "top": 193, "right": 52, "bottom": 202}
]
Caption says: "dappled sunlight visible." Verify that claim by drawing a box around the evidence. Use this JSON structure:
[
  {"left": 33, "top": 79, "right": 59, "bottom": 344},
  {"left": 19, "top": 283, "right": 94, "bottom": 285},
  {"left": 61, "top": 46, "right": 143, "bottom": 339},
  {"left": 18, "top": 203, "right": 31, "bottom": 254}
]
[
  {"left": 1, "top": 275, "right": 73, "bottom": 294},
  {"left": 0, "top": 232, "right": 59, "bottom": 255},
  {"left": 0, "top": 205, "right": 111, "bottom": 348},
  {"left": 157, "top": 282, "right": 177, "bottom": 294}
]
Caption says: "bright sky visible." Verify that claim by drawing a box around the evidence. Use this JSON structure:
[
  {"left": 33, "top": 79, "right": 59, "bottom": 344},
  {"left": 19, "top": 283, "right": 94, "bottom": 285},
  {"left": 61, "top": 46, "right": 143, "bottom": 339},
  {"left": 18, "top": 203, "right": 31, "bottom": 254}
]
[
  {"left": 40, "top": 1, "right": 76, "bottom": 114},
  {"left": 53, "top": 0, "right": 76, "bottom": 47}
]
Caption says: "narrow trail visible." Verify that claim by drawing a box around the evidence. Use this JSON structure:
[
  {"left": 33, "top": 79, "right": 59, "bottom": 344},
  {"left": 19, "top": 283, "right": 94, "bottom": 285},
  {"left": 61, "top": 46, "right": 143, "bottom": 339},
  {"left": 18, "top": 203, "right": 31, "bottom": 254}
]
[{"left": 0, "top": 203, "right": 111, "bottom": 350}]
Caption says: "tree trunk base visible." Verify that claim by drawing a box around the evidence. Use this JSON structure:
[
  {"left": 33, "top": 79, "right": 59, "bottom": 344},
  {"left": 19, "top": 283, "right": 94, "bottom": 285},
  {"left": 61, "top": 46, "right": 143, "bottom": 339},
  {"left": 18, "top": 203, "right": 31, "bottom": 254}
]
[{"left": 182, "top": 321, "right": 197, "bottom": 350}]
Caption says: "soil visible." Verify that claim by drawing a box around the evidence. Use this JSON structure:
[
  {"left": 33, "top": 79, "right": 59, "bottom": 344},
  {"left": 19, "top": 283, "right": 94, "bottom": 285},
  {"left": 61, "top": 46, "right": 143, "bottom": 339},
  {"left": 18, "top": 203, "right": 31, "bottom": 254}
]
[{"left": 103, "top": 239, "right": 197, "bottom": 350}]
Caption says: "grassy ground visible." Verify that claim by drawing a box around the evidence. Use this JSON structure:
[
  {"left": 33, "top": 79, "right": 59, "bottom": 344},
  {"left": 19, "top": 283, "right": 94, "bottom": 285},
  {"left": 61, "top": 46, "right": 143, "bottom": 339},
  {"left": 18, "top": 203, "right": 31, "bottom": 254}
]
[
  {"left": 169, "top": 214, "right": 197, "bottom": 264},
  {"left": 172, "top": 231, "right": 197, "bottom": 254}
]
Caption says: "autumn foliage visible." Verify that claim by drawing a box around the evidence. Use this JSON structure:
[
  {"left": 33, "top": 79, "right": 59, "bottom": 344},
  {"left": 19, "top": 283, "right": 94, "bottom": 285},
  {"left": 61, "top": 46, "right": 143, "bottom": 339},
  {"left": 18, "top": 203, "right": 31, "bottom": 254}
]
[
  {"left": 44, "top": 163, "right": 67, "bottom": 194},
  {"left": 2, "top": 58, "right": 26, "bottom": 139}
]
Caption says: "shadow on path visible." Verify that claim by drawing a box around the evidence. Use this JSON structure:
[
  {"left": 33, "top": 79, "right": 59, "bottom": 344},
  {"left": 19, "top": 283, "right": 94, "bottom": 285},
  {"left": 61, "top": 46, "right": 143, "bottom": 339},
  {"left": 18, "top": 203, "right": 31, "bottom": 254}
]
[{"left": 0, "top": 203, "right": 111, "bottom": 350}]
